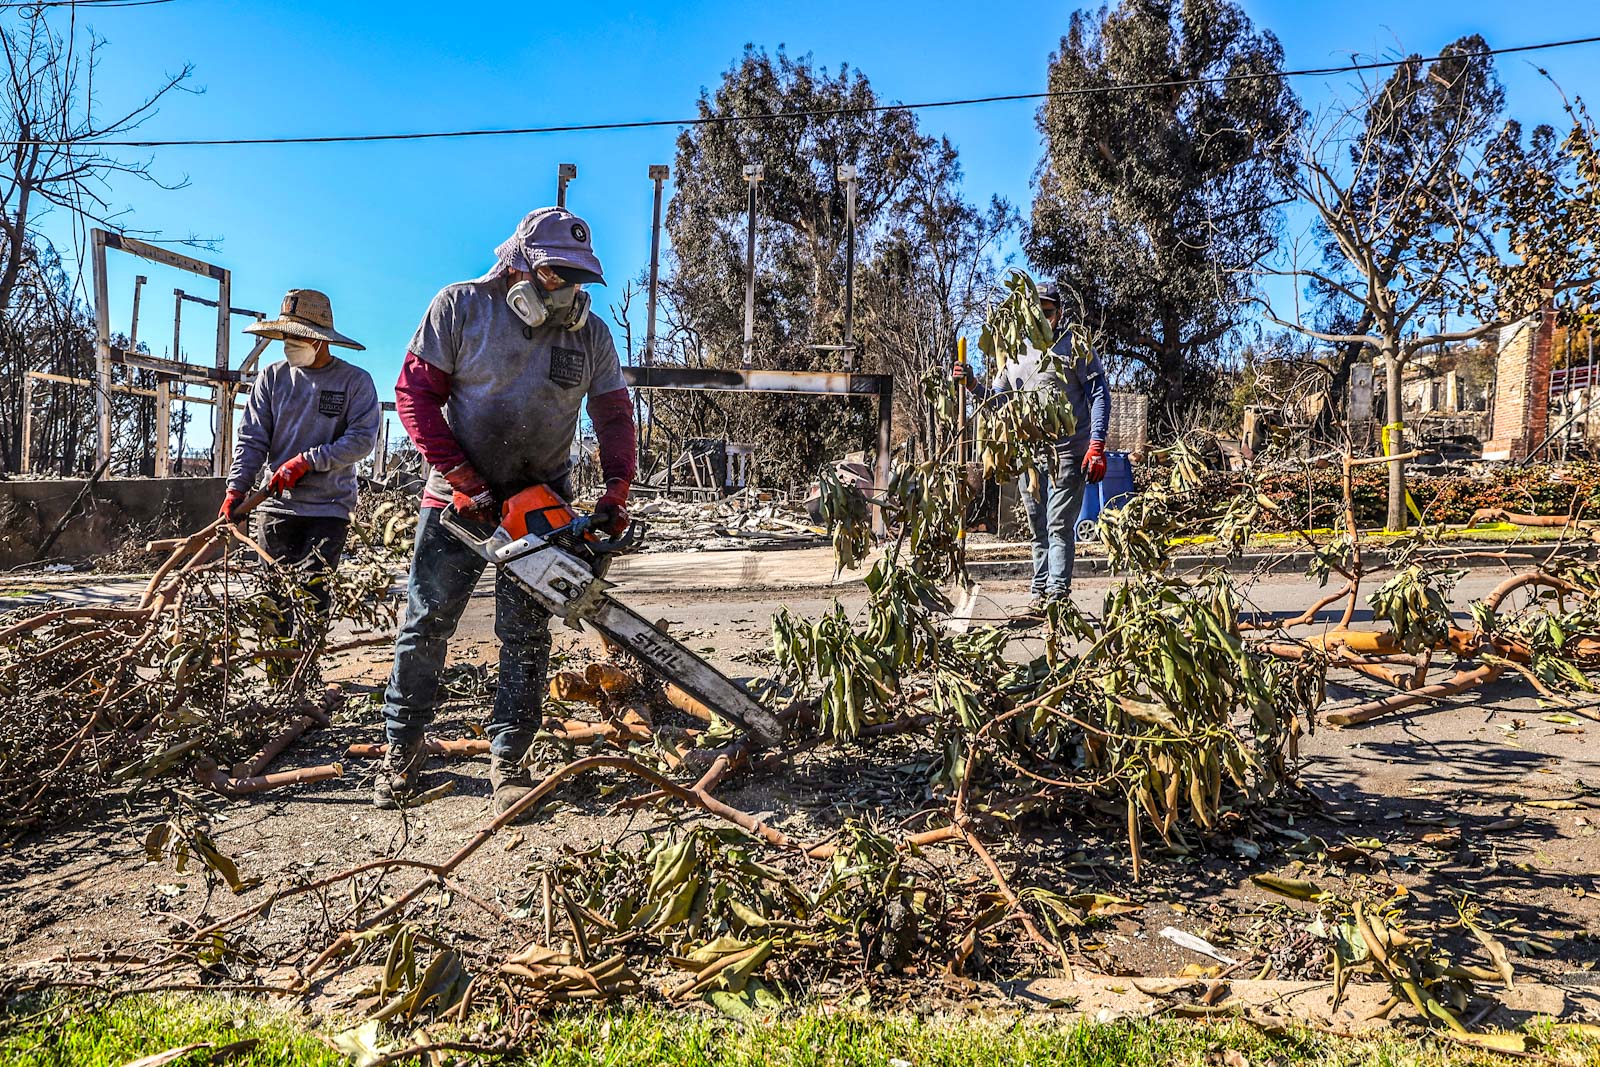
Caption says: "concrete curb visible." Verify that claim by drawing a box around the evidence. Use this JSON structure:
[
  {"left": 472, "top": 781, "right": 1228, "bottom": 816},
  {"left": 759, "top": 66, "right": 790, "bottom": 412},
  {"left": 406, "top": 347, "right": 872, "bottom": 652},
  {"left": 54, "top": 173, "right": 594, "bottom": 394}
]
[
  {"left": 1002, "top": 974, "right": 1599, "bottom": 1030},
  {"left": 967, "top": 541, "right": 1595, "bottom": 582}
]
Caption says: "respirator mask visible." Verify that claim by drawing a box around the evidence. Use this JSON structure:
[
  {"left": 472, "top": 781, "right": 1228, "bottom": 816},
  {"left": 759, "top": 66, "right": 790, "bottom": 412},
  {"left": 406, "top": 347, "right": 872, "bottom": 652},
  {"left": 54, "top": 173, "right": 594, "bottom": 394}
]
[
  {"left": 283, "top": 338, "right": 321, "bottom": 368},
  {"left": 507, "top": 278, "right": 591, "bottom": 332}
]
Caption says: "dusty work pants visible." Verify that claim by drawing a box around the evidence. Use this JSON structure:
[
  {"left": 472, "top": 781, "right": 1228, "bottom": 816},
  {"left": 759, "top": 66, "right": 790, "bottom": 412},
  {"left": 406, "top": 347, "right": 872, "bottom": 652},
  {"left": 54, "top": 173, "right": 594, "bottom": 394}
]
[
  {"left": 381, "top": 506, "right": 551, "bottom": 760},
  {"left": 258, "top": 512, "right": 349, "bottom": 629},
  {"left": 1020, "top": 452, "right": 1086, "bottom": 600}
]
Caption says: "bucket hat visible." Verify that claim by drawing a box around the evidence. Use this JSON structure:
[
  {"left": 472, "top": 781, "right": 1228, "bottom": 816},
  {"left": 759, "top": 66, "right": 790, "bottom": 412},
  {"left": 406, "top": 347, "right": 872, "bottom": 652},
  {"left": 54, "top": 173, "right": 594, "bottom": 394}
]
[
  {"left": 244, "top": 289, "right": 365, "bottom": 350},
  {"left": 492, "top": 207, "right": 606, "bottom": 285}
]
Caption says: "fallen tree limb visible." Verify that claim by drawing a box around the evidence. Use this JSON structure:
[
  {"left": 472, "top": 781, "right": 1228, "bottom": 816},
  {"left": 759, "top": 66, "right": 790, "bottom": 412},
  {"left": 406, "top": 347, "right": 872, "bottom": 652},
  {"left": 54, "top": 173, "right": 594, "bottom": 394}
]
[
  {"left": 1481, "top": 571, "right": 1589, "bottom": 612},
  {"left": 1239, "top": 582, "right": 1354, "bottom": 632},
  {"left": 0, "top": 606, "right": 154, "bottom": 644},
  {"left": 1326, "top": 663, "right": 1504, "bottom": 727},
  {"left": 194, "top": 758, "right": 345, "bottom": 797},
  {"left": 233, "top": 715, "right": 320, "bottom": 779},
  {"left": 663, "top": 683, "right": 714, "bottom": 722},
  {"left": 951, "top": 817, "right": 1066, "bottom": 966},
  {"left": 1467, "top": 508, "right": 1591, "bottom": 530}
]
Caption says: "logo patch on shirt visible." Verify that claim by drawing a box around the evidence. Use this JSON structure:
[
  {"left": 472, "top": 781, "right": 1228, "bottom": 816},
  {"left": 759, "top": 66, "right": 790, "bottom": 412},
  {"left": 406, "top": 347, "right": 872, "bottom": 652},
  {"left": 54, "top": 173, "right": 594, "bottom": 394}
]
[
  {"left": 318, "top": 390, "right": 348, "bottom": 418},
  {"left": 549, "top": 346, "right": 586, "bottom": 389}
]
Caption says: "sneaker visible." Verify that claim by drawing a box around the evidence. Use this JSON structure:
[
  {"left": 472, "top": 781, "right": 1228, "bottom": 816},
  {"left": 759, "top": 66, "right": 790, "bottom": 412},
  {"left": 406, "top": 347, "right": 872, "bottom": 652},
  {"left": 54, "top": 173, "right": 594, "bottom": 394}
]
[
  {"left": 372, "top": 738, "right": 426, "bottom": 810},
  {"left": 489, "top": 753, "right": 536, "bottom": 819}
]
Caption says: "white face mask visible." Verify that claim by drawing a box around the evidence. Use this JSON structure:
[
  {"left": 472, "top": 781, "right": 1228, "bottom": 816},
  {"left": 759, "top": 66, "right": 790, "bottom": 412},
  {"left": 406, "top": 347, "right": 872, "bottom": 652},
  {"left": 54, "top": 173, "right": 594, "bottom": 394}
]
[
  {"left": 284, "top": 338, "right": 321, "bottom": 368},
  {"left": 506, "top": 278, "right": 591, "bottom": 332}
]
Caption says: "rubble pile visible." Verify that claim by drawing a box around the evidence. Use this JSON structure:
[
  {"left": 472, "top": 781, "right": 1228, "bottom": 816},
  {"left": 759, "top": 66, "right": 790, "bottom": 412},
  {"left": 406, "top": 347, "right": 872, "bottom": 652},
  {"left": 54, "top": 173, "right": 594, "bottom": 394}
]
[{"left": 631, "top": 489, "right": 823, "bottom": 553}]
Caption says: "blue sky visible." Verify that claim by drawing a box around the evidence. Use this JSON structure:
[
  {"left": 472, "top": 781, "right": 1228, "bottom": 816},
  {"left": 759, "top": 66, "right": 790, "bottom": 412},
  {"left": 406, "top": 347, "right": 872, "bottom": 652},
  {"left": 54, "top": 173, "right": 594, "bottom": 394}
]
[{"left": 31, "top": 0, "right": 1600, "bottom": 443}]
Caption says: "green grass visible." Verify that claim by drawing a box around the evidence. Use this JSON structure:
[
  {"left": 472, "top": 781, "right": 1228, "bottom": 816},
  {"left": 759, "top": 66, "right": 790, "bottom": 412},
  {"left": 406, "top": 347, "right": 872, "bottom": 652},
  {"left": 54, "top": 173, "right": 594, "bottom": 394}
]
[
  {"left": 0, "top": 993, "right": 339, "bottom": 1065},
  {"left": 1, "top": 994, "right": 1595, "bottom": 1066}
]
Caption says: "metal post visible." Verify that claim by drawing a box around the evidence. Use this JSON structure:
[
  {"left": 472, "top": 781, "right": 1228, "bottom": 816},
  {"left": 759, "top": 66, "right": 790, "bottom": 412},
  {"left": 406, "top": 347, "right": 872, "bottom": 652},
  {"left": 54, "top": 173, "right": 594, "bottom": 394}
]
[
  {"left": 837, "top": 164, "right": 857, "bottom": 371},
  {"left": 19, "top": 374, "right": 34, "bottom": 476},
  {"left": 91, "top": 229, "right": 113, "bottom": 470},
  {"left": 376, "top": 415, "right": 390, "bottom": 480},
  {"left": 742, "top": 164, "right": 764, "bottom": 367},
  {"left": 873, "top": 374, "right": 894, "bottom": 536},
  {"left": 557, "top": 162, "right": 577, "bottom": 208},
  {"left": 130, "top": 275, "right": 148, "bottom": 350},
  {"left": 212, "top": 269, "right": 232, "bottom": 477},
  {"left": 155, "top": 377, "right": 170, "bottom": 477},
  {"left": 644, "top": 165, "right": 668, "bottom": 366}
]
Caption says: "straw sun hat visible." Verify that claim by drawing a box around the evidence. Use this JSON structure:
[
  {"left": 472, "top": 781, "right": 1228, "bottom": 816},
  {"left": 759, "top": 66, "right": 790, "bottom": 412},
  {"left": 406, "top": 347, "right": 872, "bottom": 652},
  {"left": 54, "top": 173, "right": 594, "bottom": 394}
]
[{"left": 243, "top": 289, "right": 365, "bottom": 350}]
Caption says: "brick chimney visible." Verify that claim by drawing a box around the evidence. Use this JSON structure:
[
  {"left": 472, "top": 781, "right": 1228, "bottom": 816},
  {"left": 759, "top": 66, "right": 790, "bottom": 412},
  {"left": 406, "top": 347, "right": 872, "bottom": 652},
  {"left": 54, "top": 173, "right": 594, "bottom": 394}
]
[{"left": 1482, "top": 293, "right": 1556, "bottom": 461}]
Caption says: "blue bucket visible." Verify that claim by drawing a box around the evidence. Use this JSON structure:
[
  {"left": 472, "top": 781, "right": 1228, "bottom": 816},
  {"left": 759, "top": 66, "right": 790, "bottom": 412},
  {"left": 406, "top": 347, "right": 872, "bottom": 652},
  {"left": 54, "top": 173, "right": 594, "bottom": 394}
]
[{"left": 1076, "top": 451, "right": 1134, "bottom": 541}]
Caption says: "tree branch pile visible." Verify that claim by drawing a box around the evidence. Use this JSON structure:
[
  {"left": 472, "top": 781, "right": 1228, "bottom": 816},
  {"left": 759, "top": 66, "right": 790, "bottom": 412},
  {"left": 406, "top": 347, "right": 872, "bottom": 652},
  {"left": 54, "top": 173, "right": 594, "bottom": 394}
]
[
  {"left": 0, "top": 498, "right": 398, "bottom": 835},
  {"left": 7, "top": 284, "right": 1600, "bottom": 1048}
]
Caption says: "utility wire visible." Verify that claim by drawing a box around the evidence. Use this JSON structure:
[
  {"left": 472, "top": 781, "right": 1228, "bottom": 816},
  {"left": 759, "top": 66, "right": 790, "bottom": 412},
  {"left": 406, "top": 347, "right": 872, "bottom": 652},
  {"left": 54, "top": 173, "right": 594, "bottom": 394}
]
[
  {"left": 5, "top": 30, "right": 1599, "bottom": 148},
  {"left": 0, "top": 1, "right": 176, "bottom": 9}
]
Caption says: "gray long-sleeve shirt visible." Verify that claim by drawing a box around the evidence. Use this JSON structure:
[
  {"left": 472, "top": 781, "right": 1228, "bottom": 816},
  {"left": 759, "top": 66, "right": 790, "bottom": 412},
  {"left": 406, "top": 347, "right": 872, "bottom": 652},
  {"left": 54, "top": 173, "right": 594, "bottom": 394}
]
[
  {"left": 227, "top": 356, "right": 381, "bottom": 519},
  {"left": 986, "top": 330, "right": 1111, "bottom": 462}
]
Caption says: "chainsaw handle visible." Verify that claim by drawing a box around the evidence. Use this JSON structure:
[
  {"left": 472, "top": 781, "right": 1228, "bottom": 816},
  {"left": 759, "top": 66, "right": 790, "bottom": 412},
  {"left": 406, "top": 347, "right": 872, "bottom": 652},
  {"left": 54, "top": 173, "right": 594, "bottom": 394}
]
[
  {"left": 438, "top": 499, "right": 642, "bottom": 562},
  {"left": 563, "top": 513, "right": 644, "bottom": 555},
  {"left": 437, "top": 502, "right": 496, "bottom": 552}
]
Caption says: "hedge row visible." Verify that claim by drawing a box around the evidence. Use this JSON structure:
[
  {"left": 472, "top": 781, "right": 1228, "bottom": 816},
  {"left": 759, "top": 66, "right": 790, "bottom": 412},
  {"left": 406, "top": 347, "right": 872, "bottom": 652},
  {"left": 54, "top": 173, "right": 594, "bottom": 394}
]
[{"left": 1135, "top": 462, "right": 1600, "bottom": 531}]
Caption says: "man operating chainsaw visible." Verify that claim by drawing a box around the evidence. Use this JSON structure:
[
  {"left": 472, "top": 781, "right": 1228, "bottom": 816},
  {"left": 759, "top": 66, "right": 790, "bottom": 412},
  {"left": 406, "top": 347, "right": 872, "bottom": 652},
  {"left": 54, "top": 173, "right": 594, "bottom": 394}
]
[{"left": 379, "top": 207, "right": 636, "bottom": 812}]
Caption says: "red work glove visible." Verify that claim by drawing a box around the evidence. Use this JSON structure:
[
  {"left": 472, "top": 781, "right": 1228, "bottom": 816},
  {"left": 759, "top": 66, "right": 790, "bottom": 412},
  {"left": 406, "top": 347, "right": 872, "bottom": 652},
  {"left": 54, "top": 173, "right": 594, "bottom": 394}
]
[
  {"left": 218, "top": 489, "right": 246, "bottom": 523},
  {"left": 269, "top": 453, "right": 313, "bottom": 493},
  {"left": 592, "top": 478, "right": 631, "bottom": 536},
  {"left": 444, "top": 462, "right": 498, "bottom": 525},
  {"left": 1082, "top": 440, "right": 1107, "bottom": 484},
  {"left": 950, "top": 364, "right": 975, "bottom": 389}
]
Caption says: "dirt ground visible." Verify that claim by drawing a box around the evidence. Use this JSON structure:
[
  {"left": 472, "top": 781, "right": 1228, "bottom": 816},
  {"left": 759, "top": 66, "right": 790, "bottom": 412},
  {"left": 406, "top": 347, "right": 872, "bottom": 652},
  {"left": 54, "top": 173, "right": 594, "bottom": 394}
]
[{"left": 1, "top": 560, "right": 1597, "bottom": 1008}]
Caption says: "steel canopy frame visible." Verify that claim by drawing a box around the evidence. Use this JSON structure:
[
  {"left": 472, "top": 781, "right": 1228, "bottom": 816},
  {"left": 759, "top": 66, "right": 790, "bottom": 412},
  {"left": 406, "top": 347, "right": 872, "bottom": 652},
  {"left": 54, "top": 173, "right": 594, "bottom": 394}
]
[{"left": 620, "top": 365, "right": 894, "bottom": 533}]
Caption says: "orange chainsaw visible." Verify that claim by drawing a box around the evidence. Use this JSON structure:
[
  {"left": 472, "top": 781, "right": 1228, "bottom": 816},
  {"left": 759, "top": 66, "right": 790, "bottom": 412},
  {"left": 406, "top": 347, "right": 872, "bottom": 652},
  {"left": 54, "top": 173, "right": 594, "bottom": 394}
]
[{"left": 440, "top": 484, "right": 785, "bottom": 747}]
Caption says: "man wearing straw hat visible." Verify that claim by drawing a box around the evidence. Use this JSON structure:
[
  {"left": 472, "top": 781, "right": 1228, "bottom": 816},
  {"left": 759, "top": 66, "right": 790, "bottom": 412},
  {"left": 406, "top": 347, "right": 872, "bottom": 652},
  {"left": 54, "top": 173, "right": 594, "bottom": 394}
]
[
  {"left": 221, "top": 289, "right": 381, "bottom": 633},
  {"left": 377, "top": 207, "right": 636, "bottom": 813}
]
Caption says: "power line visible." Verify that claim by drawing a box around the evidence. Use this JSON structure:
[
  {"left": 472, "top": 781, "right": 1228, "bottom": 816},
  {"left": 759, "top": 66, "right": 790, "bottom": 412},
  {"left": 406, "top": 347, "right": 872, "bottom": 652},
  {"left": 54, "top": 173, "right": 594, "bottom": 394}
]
[
  {"left": 5, "top": 30, "right": 1599, "bottom": 149},
  {"left": 0, "top": 1, "right": 176, "bottom": 9}
]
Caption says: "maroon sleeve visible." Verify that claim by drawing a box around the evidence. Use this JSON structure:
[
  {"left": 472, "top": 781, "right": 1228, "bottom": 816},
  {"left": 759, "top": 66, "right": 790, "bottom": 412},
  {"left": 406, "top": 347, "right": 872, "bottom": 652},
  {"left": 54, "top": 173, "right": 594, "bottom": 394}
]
[
  {"left": 395, "top": 350, "right": 467, "bottom": 475},
  {"left": 586, "top": 387, "right": 637, "bottom": 485}
]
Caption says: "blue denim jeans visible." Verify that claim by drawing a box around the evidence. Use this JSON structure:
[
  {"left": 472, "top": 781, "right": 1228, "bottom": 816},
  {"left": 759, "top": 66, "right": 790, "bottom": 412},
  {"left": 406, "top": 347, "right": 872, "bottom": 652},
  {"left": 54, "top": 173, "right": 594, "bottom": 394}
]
[
  {"left": 1020, "top": 453, "right": 1087, "bottom": 599},
  {"left": 382, "top": 506, "right": 550, "bottom": 759}
]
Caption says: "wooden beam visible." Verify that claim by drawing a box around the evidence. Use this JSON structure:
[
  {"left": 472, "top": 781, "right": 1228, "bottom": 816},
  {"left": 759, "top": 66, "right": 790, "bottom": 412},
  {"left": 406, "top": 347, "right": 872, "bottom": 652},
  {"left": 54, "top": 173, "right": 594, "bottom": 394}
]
[
  {"left": 237, "top": 335, "right": 272, "bottom": 376},
  {"left": 155, "top": 378, "right": 170, "bottom": 477},
  {"left": 110, "top": 348, "right": 242, "bottom": 383},
  {"left": 213, "top": 268, "right": 233, "bottom": 477},
  {"left": 101, "top": 231, "right": 227, "bottom": 280},
  {"left": 91, "top": 229, "right": 113, "bottom": 467},
  {"left": 25, "top": 370, "right": 242, "bottom": 407}
]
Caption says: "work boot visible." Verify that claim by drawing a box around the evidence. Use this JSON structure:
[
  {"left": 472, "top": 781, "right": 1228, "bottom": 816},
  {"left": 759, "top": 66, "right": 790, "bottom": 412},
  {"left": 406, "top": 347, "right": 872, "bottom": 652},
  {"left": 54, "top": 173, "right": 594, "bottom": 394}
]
[
  {"left": 372, "top": 737, "right": 426, "bottom": 810},
  {"left": 490, "top": 752, "right": 536, "bottom": 819}
]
